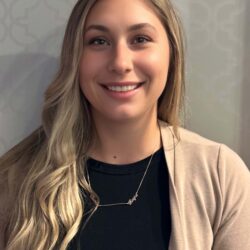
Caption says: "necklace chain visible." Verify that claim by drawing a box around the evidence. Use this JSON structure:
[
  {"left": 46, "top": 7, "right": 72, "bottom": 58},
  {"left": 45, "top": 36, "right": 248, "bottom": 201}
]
[{"left": 86, "top": 149, "right": 157, "bottom": 207}]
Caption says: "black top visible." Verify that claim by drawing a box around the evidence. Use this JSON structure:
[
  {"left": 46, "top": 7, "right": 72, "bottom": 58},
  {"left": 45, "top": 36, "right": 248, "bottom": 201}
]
[{"left": 68, "top": 147, "right": 171, "bottom": 250}]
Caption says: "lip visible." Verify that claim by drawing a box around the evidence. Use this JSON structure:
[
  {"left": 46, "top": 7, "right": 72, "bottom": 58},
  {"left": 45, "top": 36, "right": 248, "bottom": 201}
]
[{"left": 100, "top": 81, "right": 142, "bottom": 86}]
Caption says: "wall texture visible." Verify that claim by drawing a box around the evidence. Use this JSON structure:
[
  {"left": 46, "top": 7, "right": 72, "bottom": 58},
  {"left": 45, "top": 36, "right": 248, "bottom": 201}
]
[
  {"left": 0, "top": 0, "right": 249, "bottom": 166},
  {"left": 175, "top": 0, "right": 250, "bottom": 167}
]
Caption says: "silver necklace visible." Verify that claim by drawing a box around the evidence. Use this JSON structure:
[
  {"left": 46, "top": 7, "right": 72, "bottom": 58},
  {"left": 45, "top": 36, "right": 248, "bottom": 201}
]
[{"left": 86, "top": 149, "right": 157, "bottom": 207}]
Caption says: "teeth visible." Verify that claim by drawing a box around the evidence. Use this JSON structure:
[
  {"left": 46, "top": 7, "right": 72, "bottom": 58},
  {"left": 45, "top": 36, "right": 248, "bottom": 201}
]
[{"left": 107, "top": 85, "right": 138, "bottom": 92}]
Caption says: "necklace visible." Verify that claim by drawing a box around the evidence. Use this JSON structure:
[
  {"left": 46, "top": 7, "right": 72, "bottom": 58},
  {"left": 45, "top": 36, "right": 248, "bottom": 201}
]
[{"left": 86, "top": 149, "right": 157, "bottom": 207}]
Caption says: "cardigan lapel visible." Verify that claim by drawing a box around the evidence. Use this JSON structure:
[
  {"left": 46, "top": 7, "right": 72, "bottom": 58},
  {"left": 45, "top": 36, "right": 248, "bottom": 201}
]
[{"left": 159, "top": 120, "right": 186, "bottom": 250}]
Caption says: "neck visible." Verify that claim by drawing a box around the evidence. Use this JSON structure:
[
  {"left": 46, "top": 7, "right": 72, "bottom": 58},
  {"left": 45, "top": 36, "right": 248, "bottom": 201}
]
[{"left": 89, "top": 114, "right": 161, "bottom": 164}]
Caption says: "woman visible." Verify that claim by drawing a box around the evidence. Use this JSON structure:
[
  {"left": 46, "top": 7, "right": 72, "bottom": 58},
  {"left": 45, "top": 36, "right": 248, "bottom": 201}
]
[{"left": 0, "top": 0, "right": 249, "bottom": 249}]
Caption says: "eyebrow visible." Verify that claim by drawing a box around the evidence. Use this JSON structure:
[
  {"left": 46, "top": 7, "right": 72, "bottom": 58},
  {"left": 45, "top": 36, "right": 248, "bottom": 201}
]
[{"left": 84, "top": 23, "right": 157, "bottom": 34}]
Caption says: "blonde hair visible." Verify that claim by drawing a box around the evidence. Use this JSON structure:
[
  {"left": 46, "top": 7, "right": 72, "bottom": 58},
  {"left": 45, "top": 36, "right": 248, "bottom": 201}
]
[{"left": 0, "top": 0, "right": 185, "bottom": 249}]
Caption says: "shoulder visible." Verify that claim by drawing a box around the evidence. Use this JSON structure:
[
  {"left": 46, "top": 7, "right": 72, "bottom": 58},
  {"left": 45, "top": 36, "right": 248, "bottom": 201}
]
[
  {"left": 161, "top": 121, "right": 250, "bottom": 198},
  {"left": 159, "top": 120, "right": 249, "bottom": 177},
  {"left": 178, "top": 127, "right": 249, "bottom": 175},
  {"left": 160, "top": 120, "right": 245, "bottom": 164}
]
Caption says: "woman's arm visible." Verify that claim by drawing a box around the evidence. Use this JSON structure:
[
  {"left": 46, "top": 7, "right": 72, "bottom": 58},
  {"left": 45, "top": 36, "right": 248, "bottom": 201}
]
[{"left": 213, "top": 145, "right": 250, "bottom": 249}]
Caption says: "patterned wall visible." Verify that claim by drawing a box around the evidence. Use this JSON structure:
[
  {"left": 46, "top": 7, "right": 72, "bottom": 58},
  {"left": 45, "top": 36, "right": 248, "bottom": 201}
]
[{"left": 0, "top": 0, "right": 249, "bottom": 166}]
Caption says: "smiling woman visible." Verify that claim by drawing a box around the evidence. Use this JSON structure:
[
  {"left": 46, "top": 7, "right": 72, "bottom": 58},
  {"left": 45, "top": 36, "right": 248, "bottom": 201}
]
[{"left": 0, "top": 0, "right": 250, "bottom": 250}]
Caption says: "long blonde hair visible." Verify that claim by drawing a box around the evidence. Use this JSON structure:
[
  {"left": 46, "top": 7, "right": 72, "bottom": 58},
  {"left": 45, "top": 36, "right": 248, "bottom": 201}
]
[{"left": 0, "top": 0, "right": 185, "bottom": 249}]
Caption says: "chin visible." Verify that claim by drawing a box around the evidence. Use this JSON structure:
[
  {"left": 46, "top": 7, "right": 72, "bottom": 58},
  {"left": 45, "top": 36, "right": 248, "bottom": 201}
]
[
  {"left": 107, "top": 113, "right": 139, "bottom": 122},
  {"left": 92, "top": 105, "right": 156, "bottom": 124}
]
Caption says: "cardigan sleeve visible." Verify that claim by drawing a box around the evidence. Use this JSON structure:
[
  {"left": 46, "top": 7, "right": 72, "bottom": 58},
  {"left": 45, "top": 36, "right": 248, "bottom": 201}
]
[{"left": 212, "top": 144, "right": 250, "bottom": 250}]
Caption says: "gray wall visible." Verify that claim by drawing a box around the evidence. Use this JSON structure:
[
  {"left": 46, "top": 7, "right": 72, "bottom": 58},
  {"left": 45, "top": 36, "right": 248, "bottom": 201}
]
[{"left": 0, "top": 0, "right": 249, "bottom": 166}]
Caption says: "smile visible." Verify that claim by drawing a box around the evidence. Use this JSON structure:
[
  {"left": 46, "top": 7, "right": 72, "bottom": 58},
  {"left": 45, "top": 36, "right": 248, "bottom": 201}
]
[
  {"left": 107, "top": 85, "right": 138, "bottom": 92},
  {"left": 102, "top": 82, "right": 145, "bottom": 93}
]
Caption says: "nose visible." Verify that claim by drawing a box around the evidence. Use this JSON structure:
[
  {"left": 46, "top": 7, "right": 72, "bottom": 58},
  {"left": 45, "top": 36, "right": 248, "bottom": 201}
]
[{"left": 107, "top": 41, "right": 133, "bottom": 75}]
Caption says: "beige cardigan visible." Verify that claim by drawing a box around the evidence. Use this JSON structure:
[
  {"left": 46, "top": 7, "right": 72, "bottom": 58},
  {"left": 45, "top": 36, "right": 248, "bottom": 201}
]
[{"left": 159, "top": 121, "right": 250, "bottom": 250}]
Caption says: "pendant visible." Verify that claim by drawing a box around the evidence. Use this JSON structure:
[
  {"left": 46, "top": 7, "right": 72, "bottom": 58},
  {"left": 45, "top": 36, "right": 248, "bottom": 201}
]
[{"left": 128, "top": 193, "right": 138, "bottom": 205}]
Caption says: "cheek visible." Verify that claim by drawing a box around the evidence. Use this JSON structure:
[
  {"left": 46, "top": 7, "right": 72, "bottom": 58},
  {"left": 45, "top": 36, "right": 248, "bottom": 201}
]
[
  {"left": 79, "top": 58, "right": 93, "bottom": 98},
  {"left": 142, "top": 49, "right": 170, "bottom": 87},
  {"left": 79, "top": 54, "right": 103, "bottom": 96},
  {"left": 80, "top": 51, "right": 107, "bottom": 81},
  {"left": 79, "top": 54, "right": 101, "bottom": 82}
]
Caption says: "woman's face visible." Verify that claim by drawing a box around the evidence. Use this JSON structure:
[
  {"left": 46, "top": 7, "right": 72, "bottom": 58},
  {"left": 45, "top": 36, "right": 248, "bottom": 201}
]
[{"left": 79, "top": 0, "right": 170, "bottom": 123}]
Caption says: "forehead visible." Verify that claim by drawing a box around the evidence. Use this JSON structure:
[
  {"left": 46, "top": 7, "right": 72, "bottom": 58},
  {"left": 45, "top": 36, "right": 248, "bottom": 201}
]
[{"left": 84, "top": 0, "right": 164, "bottom": 32}]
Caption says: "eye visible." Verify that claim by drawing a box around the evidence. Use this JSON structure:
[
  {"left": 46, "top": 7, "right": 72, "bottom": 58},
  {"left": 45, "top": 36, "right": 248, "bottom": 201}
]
[
  {"left": 88, "top": 37, "right": 110, "bottom": 46},
  {"left": 133, "top": 36, "right": 151, "bottom": 44}
]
